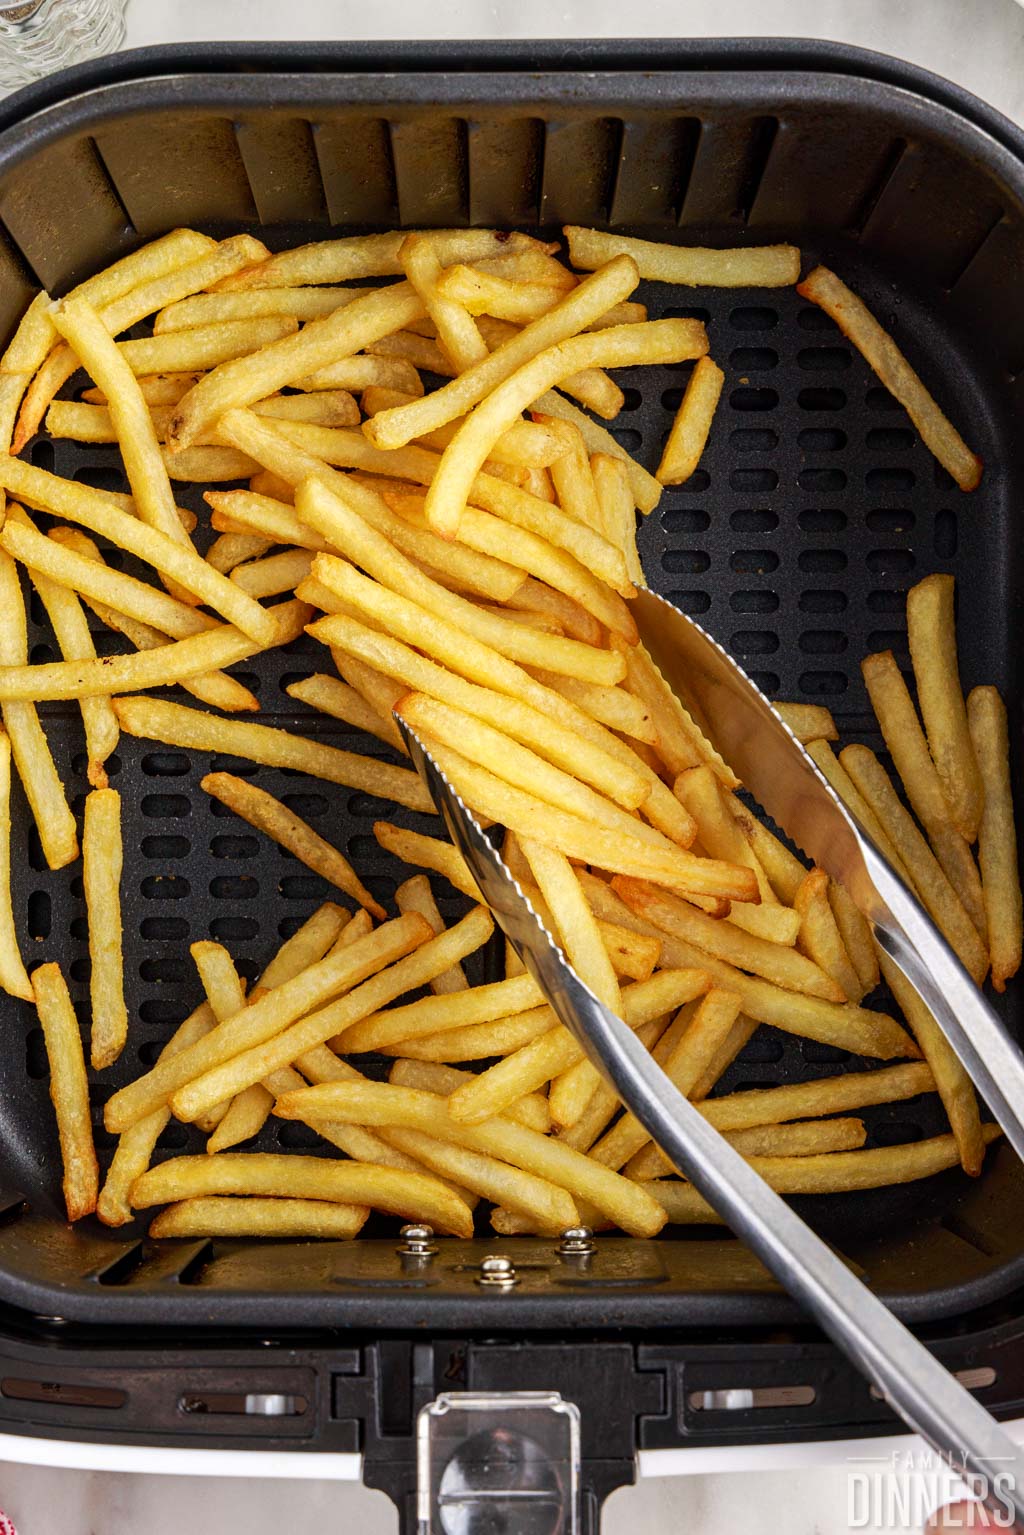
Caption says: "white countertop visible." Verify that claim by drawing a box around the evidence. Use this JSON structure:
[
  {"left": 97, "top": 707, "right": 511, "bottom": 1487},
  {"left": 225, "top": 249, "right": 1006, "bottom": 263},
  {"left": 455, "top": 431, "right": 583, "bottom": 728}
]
[{"left": 2, "top": 2, "right": 1024, "bottom": 1531}]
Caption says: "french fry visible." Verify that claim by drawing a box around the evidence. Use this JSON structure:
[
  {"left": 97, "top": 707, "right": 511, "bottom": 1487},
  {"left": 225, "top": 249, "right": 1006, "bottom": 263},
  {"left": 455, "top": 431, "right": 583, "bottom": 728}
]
[
  {"left": 587, "top": 870, "right": 915, "bottom": 1059},
  {"left": 840, "top": 743, "right": 989, "bottom": 984},
  {"left": 116, "top": 316, "right": 299, "bottom": 378},
  {"left": 171, "top": 909, "right": 494, "bottom": 1123},
  {"left": 906, "top": 574, "right": 985, "bottom": 841},
  {"left": 773, "top": 702, "right": 839, "bottom": 745},
  {"left": 644, "top": 1128, "right": 1002, "bottom": 1224},
  {"left": 828, "top": 881, "right": 880, "bottom": 997},
  {"left": 796, "top": 266, "right": 981, "bottom": 492},
  {"left": 169, "top": 283, "right": 425, "bottom": 449},
  {"left": 388, "top": 1058, "right": 550, "bottom": 1133},
  {"left": 161, "top": 444, "right": 260, "bottom": 481},
  {"left": 792, "top": 868, "right": 863, "bottom": 1003},
  {"left": 339, "top": 973, "right": 544, "bottom": 1055},
  {"left": 611, "top": 876, "right": 843, "bottom": 1000},
  {"left": 82, "top": 371, "right": 204, "bottom": 407},
  {"left": 374, "top": 822, "right": 479, "bottom": 900},
  {"left": 0, "top": 548, "right": 78, "bottom": 869},
  {"left": 155, "top": 286, "right": 366, "bottom": 332},
  {"left": 0, "top": 457, "right": 277, "bottom": 644},
  {"left": 400, "top": 234, "right": 489, "bottom": 373},
  {"left": 445, "top": 969, "right": 709, "bottom": 1126},
  {"left": 131, "top": 1153, "right": 474, "bottom": 1238},
  {"left": 805, "top": 739, "right": 914, "bottom": 886},
  {"left": 363, "top": 257, "right": 641, "bottom": 451},
  {"left": 149, "top": 1197, "right": 370, "bottom": 1239},
  {"left": 302, "top": 486, "right": 624, "bottom": 686},
  {"left": 214, "top": 229, "right": 551, "bottom": 290},
  {"left": 530, "top": 390, "right": 663, "bottom": 514},
  {"left": 590, "top": 452, "right": 643, "bottom": 587},
  {"left": 395, "top": 877, "right": 469, "bottom": 994},
  {"left": 435, "top": 265, "right": 567, "bottom": 323},
  {"left": 105, "top": 914, "right": 433, "bottom": 1133},
  {"left": 475, "top": 314, "right": 630, "bottom": 419},
  {"left": 861, "top": 649, "right": 985, "bottom": 940},
  {"left": 544, "top": 418, "right": 602, "bottom": 528},
  {"left": 472, "top": 250, "right": 577, "bottom": 288},
  {"left": 206, "top": 1083, "right": 276, "bottom": 1154},
  {"left": 701, "top": 1061, "right": 936, "bottom": 1134},
  {"left": 0, "top": 730, "right": 31, "bottom": 1000},
  {"left": 230, "top": 548, "right": 315, "bottom": 598},
  {"left": 7, "top": 506, "right": 118, "bottom": 786},
  {"left": 286, "top": 672, "right": 404, "bottom": 753},
  {"left": 968, "top": 687, "right": 1022, "bottom": 991},
  {"left": 82, "top": 788, "right": 127, "bottom": 1069},
  {"left": 728, "top": 800, "right": 806, "bottom": 906},
  {"left": 422, "top": 318, "right": 707, "bottom": 536},
  {"left": 564, "top": 227, "right": 801, "bottom": 287},
  {"left": 200, "top": 771, "right": 385, "bottom": 918},
  {"left": 0, "top": 598, "right": 308, "bottom": 700},
  {"left": 190, "top": 939, "right": 250, "bottom": 1132},
  {"left": 620, "top": 644, "right": 736, "bottom": 786},
  {"left": 274, "top": 1079, "right": 666, "bottom": 1237},
  {"left": 877, "top": 947, "right": 984, "bottom": 1176},
  {"left": 112, "top": 695, "right": 433, "bottom": 812},
  {"left": 527, "top": 670, "right": 656, "bottom": 744},
  {"left": 296, "top": 354, "right": 425, "bottom": 395},
  {"left": 523, "top": 836, "right": 620, "bottom": 1012},
  {"left": 34, "top": 962, "right": 98, "bottom": 1221},
  {"left": 557, "top": 1013, "right": 672, "bottom": 1155},
  {"left": 656, "top": 356, "right": 724, "bottom": 485}
]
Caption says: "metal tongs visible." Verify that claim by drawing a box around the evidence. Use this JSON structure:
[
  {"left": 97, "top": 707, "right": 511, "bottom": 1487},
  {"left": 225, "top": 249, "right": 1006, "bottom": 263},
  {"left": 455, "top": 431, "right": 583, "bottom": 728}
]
[{"left": 396, "top": 587, "right": 1024, "bottom": 1526}]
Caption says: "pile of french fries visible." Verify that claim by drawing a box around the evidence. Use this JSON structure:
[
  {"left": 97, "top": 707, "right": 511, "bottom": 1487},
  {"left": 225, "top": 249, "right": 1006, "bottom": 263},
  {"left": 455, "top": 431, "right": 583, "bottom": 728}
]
[{"left": 0, "top": 218, "right": 1017, "bottom": 1243}]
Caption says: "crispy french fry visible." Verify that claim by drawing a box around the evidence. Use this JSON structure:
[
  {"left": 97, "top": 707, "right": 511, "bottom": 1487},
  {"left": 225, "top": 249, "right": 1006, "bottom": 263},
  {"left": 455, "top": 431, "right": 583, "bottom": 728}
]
[
  {"left": 105, "top": 914, "right": 433, "bottom": 1133},
  {"left": 388, "top": 1058, "right": 550, "bottom": 1132},
  {"left": 34, "top": 963, "right": 98, "bottom": 1221},
  {"left": 230, "top": 547, "right": 315, "bottom": 598},
  {"left": 796, "top": 266, "right": 981, "bottom": 492},
  {"left": 861, "top": 649, "right": 985, "bottom": 940},
  {"left": 773, "top": 702, "right": 839, "bottom": 744},
  {"left": 590, "top": 452, "right": 643, "bottom": 587},
  {"left": 131, "top": 1153, "right": 474, "bottom": 1237},
  {"left": 374, "top": 822, "right": 478, "bottom": 900},
  {"left": 82, "top": 371, "right": 204, "bottom": 407},
  {"left": 215, "top": 229, "right": 551, "bottom": 290},
  {"left": 286, "top": 672, "right": 404, "bottom": 753},
  {"left": 527, "top": 670, "right": 655, "bottom": 744},
  {"left": 793, "top": 868, "right": 863, "bottom": 1003},
  {"left": 422, "top": 318, "right": 707, "bottom": 536},
  {"left": 114, "top": 318, "right": 300, "bottom": 381},
  {"left": 656, "top": 356, "right": 724, "bottom": 484},
  {"left": 149, "top": 1196, "right": 369, "bottom": 1239},
  {"left": 564, "top": 227, "right": 801, "bottom": 287},
  {"left": 968, "top": 687, "right": 1022, "bottom": 991},
  {"left": 728, "top": 800, "right": 806, "bottom": 906},
  {"left": 702, "top": 1061, "right": 936, "bottom": 1133},
  {"left": 805, "top": 739, "right": 914, "bottom": 886},
  {"left": 205, "top": 1083, "right": 275, "bottom": 1154},
  {"left": 275, "top": 1079, "right": 665, "bottom": 1237},
  {"left": 0, "top": 730, "right": 31, "bottom": 1001},
  {"left": 523, "top": 836, "right": 620, "bottom": 1012},
  {"left": 155, "top": 286, "right": 365, "bottom": 332},
  {"left": 400, "top": 234, "right": 489, "bottom": 373},
  {"left": 200, "top": 771, "right": 384, "bottom": 918},
  {"left": 620, "top": 643, "right": 736, "bottom": 786},
  {"left": 840, "top": 743, "right": 989, "bottom": 984},
  {"left": 340, "top": 973, "right": 544, "bottom": 1055},
  {"left": 877, "top": 947, "right": 984, "bottom": 1177},
  {"left": 297, "top": 354, "right": 425, "bottom": 395},
  {"left": 906, "top": 574, "right": 985, "bottom": 841},
  {"left": 113, "top": 695, "right": 433, "bottom": 812},
  {"left": 530, "top": 391, "right": 663, "bottom": 514},
  {"left": 395, "top": 877, "right": 469, "bottom": 994},
  {"left": 0, "top": 548, "right": 77, "bottom": 869},
  {"left": 83, "top": 788, "right": 127, "bottom": 1069},
  {"left": 645, "top": 1128, "right": 1002, "bottom": 1224},
  {"left": 827, "top": 881, "right": 880, "bottom": 997},
  {"left": 258, "top": 903, "right": 351, "bottom": 990}
]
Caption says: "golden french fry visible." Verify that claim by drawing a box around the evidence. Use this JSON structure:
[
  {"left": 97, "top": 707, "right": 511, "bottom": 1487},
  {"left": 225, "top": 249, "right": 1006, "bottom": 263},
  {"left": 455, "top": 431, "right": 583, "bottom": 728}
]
[
  {"left": 796, "top": 266, "right": 981, "bottom": 491},
  {"left": 527, "top": 670, "right": 655, "bottom": 745},
  {"left": 828, "top": 881, "right": 880, "bottom": 997},
  {"left": 704, "top": 1061, "right": 937, "bottom": 1134},
  {"left": 861, "top": 649, "right": 985, "bottom": 940},
  {"left": 200, "top": 772, "right": 384, "bottom": 919},
  {"left": 113, "top": 695, "right": 432, "bottom": 812},
  {"left": 529, "top": 391, "right": 662, "bottom": 514},
  {"left": 587, "top": 870, "right": 916, "bottom": 1059},
  {"left": 0, "top": 548, "right": 77, "bottom": 869},
  {"left": 805, "top": 739, "right": 913, "bottom": 885},
  {"left": 792, "top": 868, "right": 863, "bottom": 1003},
  {"left": 83, "top": 788, "right": 127, "bottom": 1070},
  {"left": 590, "top": 452, "right": 644, "bottom": 587},
  {"left": 230, "top": 547, "right": 315, "bottom": 598},
  {"left": 656, "top": 355, "right": 724, "bottom": 485},
  {"left": 0, "top": 457, "right": 277, "bottom": 643},
  {"left": 258, "top": 903, "right": 351, "bottom": 990},
  {"left": 877, "top": 946, "right": 984, "bottom": 1177},
  {"left": 207, "top": 531, "right": 272, "bottom": 574},
  {"left": 215, "top": 229, "right": 551, "bottom": 290},
  {"left": 155, "top": 286, "right": 365, "bottom": 332},
  {"left": 400, "top": 233, "right": 489, "bottom": 372},
  {"left": 275, "top": 1080, "right": 665, "bottom": 1237},
  {"left": 131, "top": 1153, "right": 474, "bottom": 1237},
  {"left": 7, "top": 506, "right": 118, "bottom": 786},
  {"left": 169, "top": 284, "right": 425, "bottom": 449},
  {"left": 297, "top": 354, "right": 425, "bottom": 395},
  {"left": 339, "top": 973, "right": 544, "bottom": 1055},
  {"left": 82, "top": 371, "right": 204, "bottom": 407},
  {"left": 161, "top": 444, "right": 261, "bottom": 481},
  {"left": 106, "top": 914, "right": 434, "bottom": 1133},
  {"left": 564, "top": 227, "right": 801, "bottom": 287},
  {"left": 422, "top": 318, "right": 707, "bottom": 536},
  {"left": 171, "top": 909, "right": 494, "bottom": 1123},
  {"left": 374, "top": 821, "right": 479, "bottom": 899},
  {"left": 205, "top": 1084, "right": 275, "bottom": 1154},
  {"left": 611, "top": 875, "right": 842, "bottom": 1000},
  {"left": 906, "top": 574, "right": 985, "bottom": 841},
  {"left": 435, "top": 265, "right": 565, "bottom": 323},
  {"left": 388, "top": 1058, "right": 550, "bottom": 1133},
  {"left": 395, "top": 877, "right": 469, "bottom": 995},
  {"left": 34, "top": 963, "right": 98, "bottom": 1221},
  {"left": 149, "top": 1196, "right": 369, "bottom": 1239},
  {"left": 0, "top": 598, "right": 308, "bottom": 700},
  {"left": 840, "top": 743, "right": 989, "bottom": 984},
  {"left": 620, "top": 642, "right": 736, "bottom": 786},
  {"left": 968, "top": 686, "right": 1022, "bottom": 991},
  {"left": 286, "top": 671, "right": 403, "bottom": 753},
  {"left": 728, "top": 800, "right": 806, "bottom": 906},
  {"left": 523, "top": 836, "right": 621, "bottom": 1012},
  {"left": 0, "top": 730, "right": 31, "bottom": 1001},
  {"left": 645, "top": 1128, "right": 1002, "bottom": 1224},
  {"left": 363, "top": 257, "right": 641, "bottom": 451},
  {"left": 773, "top": 702, "right": 839, "bottom": 744}
]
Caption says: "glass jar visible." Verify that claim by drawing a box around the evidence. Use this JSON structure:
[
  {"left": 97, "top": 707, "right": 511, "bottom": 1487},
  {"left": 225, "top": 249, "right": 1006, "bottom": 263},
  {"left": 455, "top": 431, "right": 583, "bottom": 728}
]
[{"left": 0, "top": 0, "right": 127, "bottom": 92}]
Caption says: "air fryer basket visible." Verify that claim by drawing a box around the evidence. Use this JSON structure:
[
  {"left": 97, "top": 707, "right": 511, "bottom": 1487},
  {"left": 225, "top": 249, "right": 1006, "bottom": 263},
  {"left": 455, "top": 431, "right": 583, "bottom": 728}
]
[{"left": 0, "top": 40, "right": 1020, "bottom": 1334}]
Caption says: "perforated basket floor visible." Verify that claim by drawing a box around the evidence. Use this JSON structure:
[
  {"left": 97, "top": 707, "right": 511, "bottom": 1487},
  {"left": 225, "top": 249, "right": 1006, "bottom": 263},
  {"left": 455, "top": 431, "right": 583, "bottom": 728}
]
[{"left": 0, "top": 42, "right": 1020, "bottom": 1328}]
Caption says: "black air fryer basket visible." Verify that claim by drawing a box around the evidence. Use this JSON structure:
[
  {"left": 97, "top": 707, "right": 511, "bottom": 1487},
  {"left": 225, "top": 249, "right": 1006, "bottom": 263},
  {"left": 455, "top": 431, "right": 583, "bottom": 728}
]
[{"left": 0, "top": 40, "right": 1022, "bottom": 1529}]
